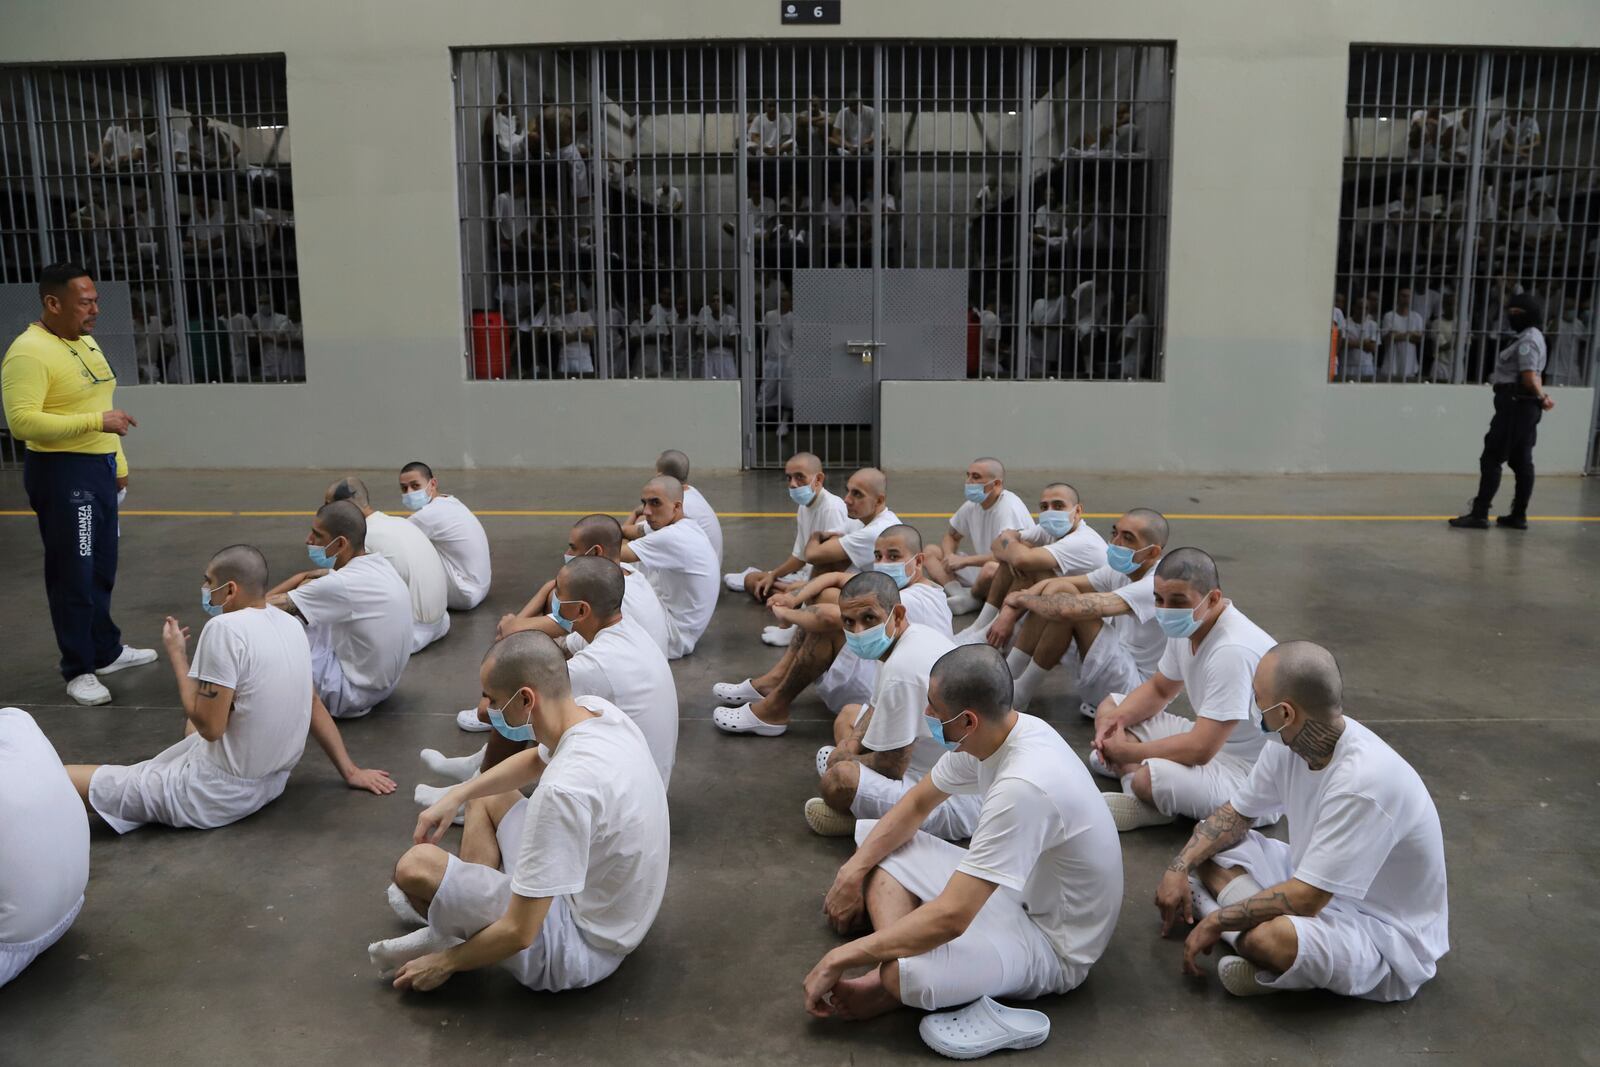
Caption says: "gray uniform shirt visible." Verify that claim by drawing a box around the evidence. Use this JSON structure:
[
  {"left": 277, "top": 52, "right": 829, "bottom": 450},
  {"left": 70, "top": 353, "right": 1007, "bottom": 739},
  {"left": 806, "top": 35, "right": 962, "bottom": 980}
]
[{"left": 1489, "top": 327, "right": 1547, "bottom": 386}]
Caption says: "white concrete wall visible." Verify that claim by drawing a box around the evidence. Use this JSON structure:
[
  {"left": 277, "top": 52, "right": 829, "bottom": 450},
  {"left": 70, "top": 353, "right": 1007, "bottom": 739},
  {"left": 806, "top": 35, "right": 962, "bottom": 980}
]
[{"left": 4, "top": 0, "right": 1597, "bottom": 472}]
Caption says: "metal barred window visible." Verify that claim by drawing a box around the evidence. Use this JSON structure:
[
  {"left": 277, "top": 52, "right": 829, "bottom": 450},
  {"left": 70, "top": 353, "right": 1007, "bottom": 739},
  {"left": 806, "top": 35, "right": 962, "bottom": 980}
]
[
  {"left": 454, "top": 43, "right": 1173, "bottom": 467},
  {"left": 1335, "top": 48, "right": 1600, "bottom": 390},
  {"left": 0, "top": 56, "right": 302, "bottom": 408}
]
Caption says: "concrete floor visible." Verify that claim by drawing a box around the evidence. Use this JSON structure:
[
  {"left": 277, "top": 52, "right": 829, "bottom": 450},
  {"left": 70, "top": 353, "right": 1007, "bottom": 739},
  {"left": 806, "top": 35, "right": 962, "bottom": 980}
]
[{"left": 2, "top": 467, "right": 1598, "bottom": 1066}]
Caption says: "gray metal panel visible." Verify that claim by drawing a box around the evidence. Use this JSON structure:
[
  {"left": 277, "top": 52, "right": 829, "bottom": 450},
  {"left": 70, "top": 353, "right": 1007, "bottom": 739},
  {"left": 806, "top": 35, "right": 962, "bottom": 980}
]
[
  {"left": 791, "top": 268, "right": 874, "bottom": 424},
  {"left": 879, "top": 269, "right": 968, "bottom": 380},
  {"left": 0, "top": 281, "right": 135, "bottom": 428}
]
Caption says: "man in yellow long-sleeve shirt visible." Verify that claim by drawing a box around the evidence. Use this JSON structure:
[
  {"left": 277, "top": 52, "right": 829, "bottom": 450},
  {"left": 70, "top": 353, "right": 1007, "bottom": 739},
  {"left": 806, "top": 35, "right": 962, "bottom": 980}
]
[{"left": 2, "top": 263, "right": 155, "bottom": 706}]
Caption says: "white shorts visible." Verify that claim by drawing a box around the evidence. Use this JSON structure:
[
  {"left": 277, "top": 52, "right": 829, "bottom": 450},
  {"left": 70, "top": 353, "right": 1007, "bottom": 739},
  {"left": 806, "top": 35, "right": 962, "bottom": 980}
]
[
  {"left": 814, "top": 647, "right": 877, "bottom": 713},
  {"left": 850, "top": 764, "right": 982, "bottom": 841},
  {"left": 427, "top": 798, "right": 626, "bottom": 993},
  {"left": 309, "top": 623, "right": 390, "bottom": 719},
  {"left": 410, "top": 612, "right": 451, "bottom": 654},
  {"left": 858, "top": 821, "right": 1078, "bottom": 1010},
  {"left": 88, "top": 732, "right": 291, "bottom": 834},
  {"left": 1124, "top": 710, "right": 1260, "bottom": 821},
  {"left": 662, "top": 612, "right": 693, "bottom": 660},
  {"left": 1214, "top": 833, "right": 1437, "bottom": 1002},
  {"left": 1075, "top": 628, "right": 1148, "bottom": 711},
  {"left": 0, "top": 895, "right": 83, "bottom": 989}
]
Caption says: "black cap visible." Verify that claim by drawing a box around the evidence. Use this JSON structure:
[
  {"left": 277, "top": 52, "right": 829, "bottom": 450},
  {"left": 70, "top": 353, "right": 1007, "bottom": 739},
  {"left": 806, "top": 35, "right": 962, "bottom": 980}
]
[{"left": 1506, "top": 291, "right": 1544, "bottom": 331}]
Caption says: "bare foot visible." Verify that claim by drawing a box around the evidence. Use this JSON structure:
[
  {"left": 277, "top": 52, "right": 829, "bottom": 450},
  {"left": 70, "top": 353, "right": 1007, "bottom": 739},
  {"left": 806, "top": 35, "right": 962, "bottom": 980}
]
[
  {"left": 830, "top": 971, "right": 901, "bottom": 1021},
  {"left": 751, "top": 699, "right": 790, "bottom": 727}
]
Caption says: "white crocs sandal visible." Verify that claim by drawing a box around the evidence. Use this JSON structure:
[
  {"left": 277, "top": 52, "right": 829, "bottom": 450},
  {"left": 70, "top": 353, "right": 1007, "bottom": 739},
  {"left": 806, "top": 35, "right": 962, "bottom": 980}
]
[
  {"left": 815, "top": 745, "right": 835, "bottom": 778},
  {"left": 918, "top": 996, "right": 1050, "bottom": 1060},
  {"left": 711, "top": 703, "right": 788, "bottom": 736},
  {"left": 455, "top": 707, "right": 491, "bottom": 732},
  {"left": 712, "top": 678, "right": 763, "bottom": 704},
  {"left": 1086, "top": 748, "right": 1117, "bottom": 780},
  {"left": 1103, "top": 791, "right": 1174, "bottom": 831}
]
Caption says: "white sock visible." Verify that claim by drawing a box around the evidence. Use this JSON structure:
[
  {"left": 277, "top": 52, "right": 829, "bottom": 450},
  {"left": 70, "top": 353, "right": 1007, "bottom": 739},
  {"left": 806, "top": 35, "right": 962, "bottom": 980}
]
[
  {"left": 1005, "top": 647, "right": 1032, "bottom": 677},
  {"left": 1012, "top": 661, "right": 1050, "bottom": 710},
  {"left": 943, "top": 580, "right": 965, "bottom": 598},
  {"left": 973, "top": 603, "right": 999, "bottom": 629},
  {"left": 413, "top": 782, "right": 451, "bottom": 808},
  {"left": 368, "top": 926, "right": 458, "bottom": 977},
  {"left": 1216, "top": 873, "right": 1264, "bottom": 908},
  {"left": 386, "top": 882, "right": 427, "bottom": 926},
  {"left": 419, "top": 745, "right": 485, "bottom": 783}
]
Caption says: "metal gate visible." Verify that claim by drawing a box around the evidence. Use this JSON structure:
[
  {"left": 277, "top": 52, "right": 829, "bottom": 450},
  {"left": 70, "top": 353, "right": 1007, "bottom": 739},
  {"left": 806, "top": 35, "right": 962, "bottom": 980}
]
[{"left": 455, "top": 43, "right": 1173, "bottom": 467}]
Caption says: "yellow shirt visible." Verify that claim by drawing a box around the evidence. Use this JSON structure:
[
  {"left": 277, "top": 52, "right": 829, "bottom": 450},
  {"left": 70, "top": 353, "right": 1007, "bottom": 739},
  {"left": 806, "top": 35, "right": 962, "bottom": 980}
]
[{"left": 2, "top": 323, "right": 127, "bottom": 477}]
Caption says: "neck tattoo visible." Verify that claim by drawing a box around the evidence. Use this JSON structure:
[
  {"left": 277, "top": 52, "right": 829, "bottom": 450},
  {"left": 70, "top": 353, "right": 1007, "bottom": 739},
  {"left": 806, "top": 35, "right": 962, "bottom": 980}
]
[{"left": 1289, "top": 716, "right": 1344, "bottom": 770}]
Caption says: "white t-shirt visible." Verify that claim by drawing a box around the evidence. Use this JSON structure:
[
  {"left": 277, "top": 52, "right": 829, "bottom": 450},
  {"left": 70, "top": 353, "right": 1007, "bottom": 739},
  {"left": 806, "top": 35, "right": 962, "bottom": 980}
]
[
  {"left": 1155, "top": 603, "right": 1276, "bottom": 760},
  {"left": 949, "top": 490, "right": 1033, "bottom": 561},
  {"left": 1019, "top": 519, "right": 1109, "bottom": 576},
  {"left": 558, "top": 310, "right": 596, "bottom": 374},
  {"left": 0, "top": 708, "right": 90, "bottom": 944},
  {"left": 510, "top": 697, "right": 670, "bottom": 957},
  {"left": 495, "top": 192, "right": 528, "bottom": 245},
  {"left": 618, "top": 563, "right": 671, "bottom": 657},
  {"left": 630, "top": 519, "right": 720, "bottom": 656},
  {"left": 930, "top": 713, "right": 1122, "bottom": 972},
  {"left": 862, "top": 623, "right": 957, "bottom": 780},
  {"left": 1380, "top": 310, "right": 1425, "bottom": 379},
  {"left": 364, "top": 511, "right": 449, "bottom": 626},
  {"left": 682, "top": 485, "right": 724, "bottom": 565},
  {"left": 408, "top": 495, "right": 492, "bottom": 609},
  {"left": 748, "top": 112, "right": 794, "bottom": 150},
  {"left": 1084, "top": 566, "right": 1165, "bottom": 676},
  {"left": 832, "top": 105, "right": 878, "bottom": 150},
  {"left": 791, "top": 487, "right": 851, "bottom": 573},
  {"left": 565, "top": 617, "right": 678, "bottom": 787},
  {"left": 1346, "top": 317, "right": 1380, "bottom": 377},
  {"left": 836, "top": 507, "right": 902, "bottom": 572},
  {"left": 288, "top": 553, "right": 413, "bottom": 695},
  {"left": 1230, "top": 718, "right": 1449, "bottom": 987},
  {"left": 187, "top": 607, "right": 313, "bottom": 781},
  {"left": 901, "top": 580, "right": 955, "bottom": 638}
]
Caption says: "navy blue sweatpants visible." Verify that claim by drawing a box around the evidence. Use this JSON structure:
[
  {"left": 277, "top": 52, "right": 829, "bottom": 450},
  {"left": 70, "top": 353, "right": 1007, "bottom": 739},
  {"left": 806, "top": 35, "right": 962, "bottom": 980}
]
[{"left": 23, "top": 450, "right": 123, "bottom": 680}]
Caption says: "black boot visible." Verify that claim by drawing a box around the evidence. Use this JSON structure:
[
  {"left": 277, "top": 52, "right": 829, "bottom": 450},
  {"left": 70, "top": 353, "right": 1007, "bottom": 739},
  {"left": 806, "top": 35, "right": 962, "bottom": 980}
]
[
  {"left": 1449, "top": 502, "right": 1490, "bottom": 529},
  {"left": 1495, "top": 513, "right": 1528, "bottom": 530}
]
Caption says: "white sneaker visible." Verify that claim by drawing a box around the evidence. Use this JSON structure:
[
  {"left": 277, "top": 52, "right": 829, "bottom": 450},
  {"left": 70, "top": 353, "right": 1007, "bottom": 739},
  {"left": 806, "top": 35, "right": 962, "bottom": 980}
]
[
  {"left": 455, "top": 708, "right": 491, "bottom": 732},
  {"left": 67, "top": 673, "right": 112, "bottom": 706},
  {"left": 1103, "top": 791, "right": 1174, "bottom": 831},
  {"left": 95, "top": 645, "right": 157, "bottom": 676},
  {"left": 1217, "top": 955, "right": 1279, "bottom": 996}
]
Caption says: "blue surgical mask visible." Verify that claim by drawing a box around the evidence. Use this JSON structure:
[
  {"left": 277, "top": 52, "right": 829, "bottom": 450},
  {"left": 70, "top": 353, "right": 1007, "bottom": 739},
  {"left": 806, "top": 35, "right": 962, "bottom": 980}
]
[
  {"left": 548, "top": 591, "right": 579, "bottom": 633},
  {"left": 926, "top": 710, "right": 967, "bottom": 751},
  {"left": 844, "top": 621, "right": 893, "bottom": 660},
  {"left": 488, "top": 692, "right": 536, "bottom": 743},
  {"left": 200, "top": 583, "right": 226, "bottom": 617},
  {"left": 1255, "top": 699, "right": 1289, "bottom": 744},
  {"left": 1156, "top": 603, "right": 1204, "bottom": 639},
  {"left": 1106, "top": 543, "right": 1147, "bottom": 574},
  {"left": 788, "top": 483, "right": 817, "bottom": 506},
  {"left": 401, "top": 489, "right": 430, "bottom": 511},
  {"left": 873, "top": 561, "right": 911, "bottom": 589},
  {"left": 562, "top": 553, "right": 576, "bottom": 564},
  {"left": 963, "top": 482, "right": 988, "bottom": 504},
  {"left": 307, "top": 538, "right": 340, "bottom": 569},
  {"left": 1038, "top": 510, "right": 1075, "bottom": 539}
]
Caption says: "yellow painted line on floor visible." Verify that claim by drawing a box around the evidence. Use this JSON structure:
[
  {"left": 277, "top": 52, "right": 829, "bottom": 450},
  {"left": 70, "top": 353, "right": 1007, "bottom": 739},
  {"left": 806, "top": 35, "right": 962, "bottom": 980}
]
[{"left": 1, "top": 509, "right": 1596, "bottom": 522}]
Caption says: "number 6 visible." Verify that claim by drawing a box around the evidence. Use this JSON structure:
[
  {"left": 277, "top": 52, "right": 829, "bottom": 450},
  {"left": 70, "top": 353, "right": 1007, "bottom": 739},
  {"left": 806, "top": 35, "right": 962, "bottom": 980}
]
[{"left": 814, "top": 4, "right": 824, "bottom": 15}]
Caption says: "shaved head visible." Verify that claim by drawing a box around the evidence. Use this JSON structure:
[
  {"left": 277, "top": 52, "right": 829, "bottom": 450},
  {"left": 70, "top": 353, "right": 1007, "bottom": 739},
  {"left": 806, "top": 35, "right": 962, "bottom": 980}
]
[
  {"left": 786, "top": 451, "right": 822, "bottom": 477},
  {"left": 571, "top": 513, "right": 623, "bottom": 557},
  {"left": 878, "top": 523, "right": 923, "bottom": 554},
  {"left": 400, "top": 461, "right": 434, "bottom": 481},
  {"left": 1155, "top": 547, "right": 1218, "bottom": 595},
  {"left": 929, "top": 645, "right": 1014, "bottom": 722},
  {"left": 482, "top": 630, "right": 572, "bottom": 702},
  {"left": 560, "top": 555, "right": 626, "bottom": 618},
  {"left": 849, "top": 467, "right": 887, "bottom": 499},
  {"left": 656, "top": 449, "right": 691, "bottom": 483},
  {"left": 316, "top": 500, "right": 367, "bottom": 552},
  {"left": 326, "top": 476, "right": 371, "bottom": 512},
  {"left": 1042, "top": 481, "right": 1080, "bottom": 508},
  {"left": 841, "top": 569, "right": 901, "bottom": 613},
  {"left": 971, "top": 456, "right": 1005, "bottom": 481},
  {"left": 645, "top": 475, "right": 684, "bottom": 503},
  {"left": 1261, "top": 641, "right": 1344, "bottom": 721},
  {"left": 1125, "top": 507, "right": 1170, "bottom": 547},
  {"left": 208, "top": 544, "right": 268, "bottom": 595}
]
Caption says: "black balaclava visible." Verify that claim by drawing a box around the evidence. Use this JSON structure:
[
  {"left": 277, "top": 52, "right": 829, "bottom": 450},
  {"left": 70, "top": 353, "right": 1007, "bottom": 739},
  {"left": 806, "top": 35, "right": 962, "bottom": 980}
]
[{"left": 1506, "top": 291, "right": 1545, "bottom": 333}]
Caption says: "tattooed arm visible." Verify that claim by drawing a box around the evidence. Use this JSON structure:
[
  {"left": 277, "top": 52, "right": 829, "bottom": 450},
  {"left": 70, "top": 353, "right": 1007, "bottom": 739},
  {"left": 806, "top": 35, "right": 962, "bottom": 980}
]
[
  {"left": 1182, "top": 878, "right": 1332, "bottom": 977},
  {"left": 1011, "top": 588, "right": 1134, "bottom": 623},
  {"left": 161, "top": 614, "right": 236, "bottom": 740},
  {"left": 830, "top": 705, "right": 915, "bottom": 779},
  {"left": 1154, "top": 803, "right": 1251, "bottom": 934}
]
